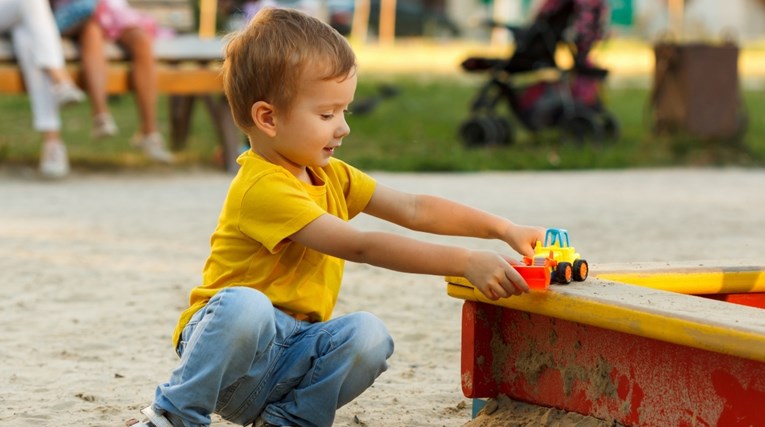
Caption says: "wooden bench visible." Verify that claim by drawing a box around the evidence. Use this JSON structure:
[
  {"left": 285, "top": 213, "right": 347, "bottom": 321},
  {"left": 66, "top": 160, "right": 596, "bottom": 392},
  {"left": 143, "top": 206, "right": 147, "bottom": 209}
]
[{"left": 0, "top": 0, "right": 241, "bottom": 173}]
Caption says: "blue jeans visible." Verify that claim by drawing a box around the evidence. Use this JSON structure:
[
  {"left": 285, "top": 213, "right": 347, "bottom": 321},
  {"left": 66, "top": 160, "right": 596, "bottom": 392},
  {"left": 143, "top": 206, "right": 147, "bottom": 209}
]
[{"left": 152, "top": 287, "right": 394, "bottom": 427}]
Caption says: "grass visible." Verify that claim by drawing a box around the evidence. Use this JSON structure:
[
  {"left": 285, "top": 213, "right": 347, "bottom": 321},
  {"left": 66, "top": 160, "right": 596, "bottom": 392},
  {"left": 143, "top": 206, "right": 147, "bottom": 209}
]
[
  {"left": 1, "top": 71, "right": 763, "bottom": 173},
  {"left": 334, "top": 74, "right": 764, "bottom": 171},
  {"left": 0, "top": 93, "right": 223, "bottom": 172}
]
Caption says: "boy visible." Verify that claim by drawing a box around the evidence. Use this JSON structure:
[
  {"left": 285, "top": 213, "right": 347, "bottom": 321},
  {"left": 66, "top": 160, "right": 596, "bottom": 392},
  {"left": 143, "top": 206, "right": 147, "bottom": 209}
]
[{"left": 131, "top": 7, "right": 544, "bottom": 427}]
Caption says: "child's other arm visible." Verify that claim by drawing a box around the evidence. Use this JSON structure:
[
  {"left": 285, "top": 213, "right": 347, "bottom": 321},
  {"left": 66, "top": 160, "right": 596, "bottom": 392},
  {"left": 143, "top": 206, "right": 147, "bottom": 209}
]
[
  {"left": 364, "top": 184, "right": 545, "bottom": 258},
  {"left": 290, "top": 213, "right": 528, "bottom": 299}
]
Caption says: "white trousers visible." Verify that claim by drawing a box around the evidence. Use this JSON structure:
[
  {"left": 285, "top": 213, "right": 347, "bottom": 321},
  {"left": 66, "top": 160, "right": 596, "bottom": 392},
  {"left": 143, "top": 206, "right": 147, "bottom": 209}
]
[{"left": 0, "top": 0, "right": 63, "bottom": 132}]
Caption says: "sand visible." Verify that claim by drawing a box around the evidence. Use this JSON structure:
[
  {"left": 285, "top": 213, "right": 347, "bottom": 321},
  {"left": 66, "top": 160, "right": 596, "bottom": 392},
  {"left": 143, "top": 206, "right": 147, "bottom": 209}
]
[
  {"left": 1, "top": 167, "right": 764, "bottom": 426},
  {"left": 463, "top": 395, "right": 617, "bottom": 427}
]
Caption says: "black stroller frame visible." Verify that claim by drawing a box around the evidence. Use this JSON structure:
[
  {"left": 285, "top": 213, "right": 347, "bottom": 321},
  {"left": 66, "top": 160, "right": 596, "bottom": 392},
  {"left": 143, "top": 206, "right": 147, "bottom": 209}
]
[{"left": 459, "top": 9, "right": 619, "bottom": 147}]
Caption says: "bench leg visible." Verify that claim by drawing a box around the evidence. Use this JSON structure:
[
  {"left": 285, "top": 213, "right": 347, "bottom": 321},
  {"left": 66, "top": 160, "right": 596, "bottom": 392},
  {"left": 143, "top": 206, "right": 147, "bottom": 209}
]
[
  {"left": 169, "top": 95, "right": 195, "bottom": 151},
  {"left": 202, "top": 95, "right": 241, "bottom": 174}
]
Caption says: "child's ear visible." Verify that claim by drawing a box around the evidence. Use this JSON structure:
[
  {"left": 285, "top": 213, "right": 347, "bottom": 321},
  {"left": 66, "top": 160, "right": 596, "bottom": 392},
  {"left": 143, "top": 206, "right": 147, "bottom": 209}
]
[{"left": 251, "top": 101, "right": 277, "bottom": 137}]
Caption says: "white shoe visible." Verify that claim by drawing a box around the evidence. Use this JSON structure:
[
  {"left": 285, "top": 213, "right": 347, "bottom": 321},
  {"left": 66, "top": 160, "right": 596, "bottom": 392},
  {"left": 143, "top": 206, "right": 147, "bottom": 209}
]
[
  {"left": 52, "top": 82, "right": 85, "bottom": 107},
  {"left": 92, "top": 112, "right": 119, "bottom": 139},
  {"left": 131, "top": 132, "right": 174, "bottom": 163},
  {"left": 129, "top": 406, "right": 179, "bottom": 427},
  {"left": 39, "top": 140, "right": 70, "bottom": 179}
]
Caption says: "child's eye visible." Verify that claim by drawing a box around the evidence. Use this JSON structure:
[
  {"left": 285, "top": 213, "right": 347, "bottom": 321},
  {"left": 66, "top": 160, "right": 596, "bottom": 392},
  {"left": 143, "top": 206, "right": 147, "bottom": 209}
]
[{"left": 320, "top": 109, "right": 351, "bottom": 120}]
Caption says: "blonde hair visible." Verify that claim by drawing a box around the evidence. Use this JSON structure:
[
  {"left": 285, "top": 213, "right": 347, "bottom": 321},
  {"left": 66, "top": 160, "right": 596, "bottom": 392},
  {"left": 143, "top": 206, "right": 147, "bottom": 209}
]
[{"left": 222, "top": 8, "right": 357, "bottom": 133}]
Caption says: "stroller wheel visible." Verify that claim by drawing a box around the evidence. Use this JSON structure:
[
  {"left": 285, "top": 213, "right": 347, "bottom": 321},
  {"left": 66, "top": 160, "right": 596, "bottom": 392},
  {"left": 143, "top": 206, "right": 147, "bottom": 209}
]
[
  {"left": 491, "top": 115, "right": 514, "bottom": 145},
  {"left": 601, "top": 111, "right": 620, "bottom": 142},
  {"left": 562, "top": 114, "right": 603, "bottom": 146},
  {"left": 459, "top": 115, "right": 514, "bottom": 147}
]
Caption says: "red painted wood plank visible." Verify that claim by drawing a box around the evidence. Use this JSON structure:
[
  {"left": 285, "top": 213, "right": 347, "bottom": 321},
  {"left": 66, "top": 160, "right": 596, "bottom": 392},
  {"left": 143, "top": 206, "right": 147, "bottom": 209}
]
[
  {"left": 698, "top": 292, "right": 765, "bottom": 309},
  {"left": 462, "top": 300, "right": 765, "bottom": 426}
]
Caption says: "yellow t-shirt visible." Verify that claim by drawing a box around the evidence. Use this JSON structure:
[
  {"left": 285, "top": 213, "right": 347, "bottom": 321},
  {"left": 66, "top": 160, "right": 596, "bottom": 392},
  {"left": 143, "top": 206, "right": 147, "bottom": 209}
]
[{"left": 171, "top": 151, "right": 376, "bottom": 347}]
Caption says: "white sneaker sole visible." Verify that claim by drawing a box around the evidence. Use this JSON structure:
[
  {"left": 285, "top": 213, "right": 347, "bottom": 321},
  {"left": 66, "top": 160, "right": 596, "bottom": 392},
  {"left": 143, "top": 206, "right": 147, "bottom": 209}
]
[{"left": 133, "top": 406, "right": 175, "bottom": 427}]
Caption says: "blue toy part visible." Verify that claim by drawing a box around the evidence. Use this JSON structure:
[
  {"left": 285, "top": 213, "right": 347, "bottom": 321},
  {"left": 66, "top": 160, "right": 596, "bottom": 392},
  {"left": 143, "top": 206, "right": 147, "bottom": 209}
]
[{"left": 543, "top": 227, "right": 571, "bottom": 248}]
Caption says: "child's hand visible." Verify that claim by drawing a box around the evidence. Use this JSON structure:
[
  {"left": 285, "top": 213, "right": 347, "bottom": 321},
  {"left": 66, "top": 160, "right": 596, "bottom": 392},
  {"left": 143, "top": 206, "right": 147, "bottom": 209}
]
[
  {"left": 502, "top": 224, "right": 546, "bottom": 258},
  {"left": 465, "top": 250, "right": 529, "bottom": 300}
]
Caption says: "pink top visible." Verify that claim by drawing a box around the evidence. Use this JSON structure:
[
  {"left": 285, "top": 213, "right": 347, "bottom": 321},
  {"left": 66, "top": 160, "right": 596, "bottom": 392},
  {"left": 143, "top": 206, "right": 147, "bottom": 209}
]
[
  {"left": 53, "top": 0, "right": 156, "bottom": 40},
  {"left": 94, "top": 0, "right": 156, "bottom": 40}
]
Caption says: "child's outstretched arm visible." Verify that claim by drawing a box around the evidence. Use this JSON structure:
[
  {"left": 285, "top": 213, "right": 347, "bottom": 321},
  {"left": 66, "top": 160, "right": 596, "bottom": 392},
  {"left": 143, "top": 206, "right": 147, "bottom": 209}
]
[
  {"left": 288, "top": 185, "right": 545, "bottom": 300},
  {"left": 364, "top": 184, "right": 544, "bottom": 258},
  {"left": 290, "top": 213, "right": 528, "bottom": 299}
]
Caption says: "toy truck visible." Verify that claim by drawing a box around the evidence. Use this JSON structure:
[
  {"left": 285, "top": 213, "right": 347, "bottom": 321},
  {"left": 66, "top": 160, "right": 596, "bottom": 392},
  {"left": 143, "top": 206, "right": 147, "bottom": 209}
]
[
  {"left": 454, "top": 228, "right": 586, "bottom": 292},
  {"left": 514, "top": 256, "right": 555, "bottom": 290},
  {"left": 529, "top": 228, "right": 588, "bottom": 285}
]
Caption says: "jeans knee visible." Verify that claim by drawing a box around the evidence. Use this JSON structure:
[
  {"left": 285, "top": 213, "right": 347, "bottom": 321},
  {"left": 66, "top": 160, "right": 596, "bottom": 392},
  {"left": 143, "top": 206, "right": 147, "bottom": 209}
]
[
  {"left": 209, "top": 287, "right": 275, "bottom": 350},
  {"left": 345, "top": 312, "right": 394, "bottom": 367}
]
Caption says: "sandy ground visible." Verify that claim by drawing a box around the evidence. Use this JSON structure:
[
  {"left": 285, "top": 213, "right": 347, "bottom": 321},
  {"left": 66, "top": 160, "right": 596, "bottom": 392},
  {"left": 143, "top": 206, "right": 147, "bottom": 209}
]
[{"left": 1, "top": 167, "right": 764, "bottom": 427}]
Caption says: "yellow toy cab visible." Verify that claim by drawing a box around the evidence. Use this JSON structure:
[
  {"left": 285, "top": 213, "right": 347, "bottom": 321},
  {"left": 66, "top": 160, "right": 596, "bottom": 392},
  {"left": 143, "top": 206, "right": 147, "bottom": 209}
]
[{"left": 528, "top": 228, "right": 588, "bottom": 284}]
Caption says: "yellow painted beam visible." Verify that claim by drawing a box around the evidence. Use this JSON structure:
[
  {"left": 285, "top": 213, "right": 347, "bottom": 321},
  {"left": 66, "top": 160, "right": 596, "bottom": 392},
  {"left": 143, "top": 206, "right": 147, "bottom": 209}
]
[
  {"left": 594, "top": 266, "right": 765, "bottom": 294},
  {"left": 0, "top": 65, "right": 223, "bottom": 95},
  {"left": 446, "top": 267, "right": 765, "bottom": 363}
]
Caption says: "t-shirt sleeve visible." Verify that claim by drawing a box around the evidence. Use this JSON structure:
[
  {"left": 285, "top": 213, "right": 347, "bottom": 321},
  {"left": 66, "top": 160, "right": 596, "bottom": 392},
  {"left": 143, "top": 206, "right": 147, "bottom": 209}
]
[
  {"left": 238, "top": 173, "right": 326, "bottom": 253},
  {"left": 331, "top": 159, "right": 376, "bottom": 219}
]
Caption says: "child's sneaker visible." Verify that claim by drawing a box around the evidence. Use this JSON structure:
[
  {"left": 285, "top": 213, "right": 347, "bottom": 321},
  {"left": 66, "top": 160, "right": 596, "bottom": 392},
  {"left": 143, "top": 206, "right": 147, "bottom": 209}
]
[
  {"left": 131, "top": 132, "right": 174, "bottom": 163},
  {"left": 52, "top": 82, "right": 85, "bottom": 107},
  {"left": 92, "top": 112, "right": 118, "bottom": 139},
  {"left": 127, "top": 406, "right": 183, "bottom": 427},
  {"left": 39, "top": 140, "right": 70, "bottom": 179}
]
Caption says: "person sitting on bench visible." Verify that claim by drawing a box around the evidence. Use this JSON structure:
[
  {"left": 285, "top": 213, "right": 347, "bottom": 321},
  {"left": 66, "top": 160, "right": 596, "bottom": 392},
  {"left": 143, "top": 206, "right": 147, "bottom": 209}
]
[
  {"left": 0, "top": 0, "right": 86, "bottom": 178},
  {"left": 51, "top": 0, "right": 173, "bottom": 163}
]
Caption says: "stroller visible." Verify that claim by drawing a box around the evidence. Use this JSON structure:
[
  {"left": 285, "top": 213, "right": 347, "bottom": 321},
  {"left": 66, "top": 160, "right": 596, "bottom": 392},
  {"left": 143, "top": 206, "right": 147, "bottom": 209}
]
[{"left": 459, "top": 0, "right": 619, "bottom": 147}]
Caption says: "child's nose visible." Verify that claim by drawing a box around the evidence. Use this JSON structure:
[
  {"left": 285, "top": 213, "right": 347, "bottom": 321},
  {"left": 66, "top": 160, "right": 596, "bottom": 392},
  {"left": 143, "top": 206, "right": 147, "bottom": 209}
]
[{"left": 336, "top": 117, "right": 351, "bottom": 138}]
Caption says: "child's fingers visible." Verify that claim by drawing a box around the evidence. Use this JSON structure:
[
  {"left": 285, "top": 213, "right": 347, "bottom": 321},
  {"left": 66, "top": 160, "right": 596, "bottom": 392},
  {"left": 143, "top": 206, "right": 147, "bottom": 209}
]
[
  {"left": 488, "top": 282, "right": 508, "bottom": 299},
  {"left": 504, "top": 268, "right": 530, "bottom": 294},
  {"left": 502, "top": 255, "right": 522, "bottom": 266},
  {"left": 488, "top": 275, "right": 523, "bottom": 298}
]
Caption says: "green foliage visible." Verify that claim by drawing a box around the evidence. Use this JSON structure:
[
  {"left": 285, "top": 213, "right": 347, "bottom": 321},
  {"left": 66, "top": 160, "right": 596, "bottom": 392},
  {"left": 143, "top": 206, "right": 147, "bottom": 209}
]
[
  {"left": 1, "top": 75, "right": 762, "bottom": 172},
  {"left": 338, "top": 75, "right": 763, "bottom": 171}
]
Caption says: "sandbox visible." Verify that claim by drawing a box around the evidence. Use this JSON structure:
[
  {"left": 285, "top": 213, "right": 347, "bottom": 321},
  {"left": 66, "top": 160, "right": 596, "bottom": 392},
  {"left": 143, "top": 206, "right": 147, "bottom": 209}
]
[{"left": 447, "top": 263, "right": 765, "bottom": 426}]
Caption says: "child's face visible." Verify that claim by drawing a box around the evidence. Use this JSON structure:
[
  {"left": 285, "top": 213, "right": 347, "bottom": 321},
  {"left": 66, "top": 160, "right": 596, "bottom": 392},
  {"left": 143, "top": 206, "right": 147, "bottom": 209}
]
[{"left": 267, "top": 70, "right": 357, "bottom": 177}]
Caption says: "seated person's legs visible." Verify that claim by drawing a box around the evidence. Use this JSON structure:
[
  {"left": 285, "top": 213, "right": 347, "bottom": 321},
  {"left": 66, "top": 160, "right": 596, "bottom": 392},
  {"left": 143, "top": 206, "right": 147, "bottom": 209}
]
[
  {"left": 11, "top": 23, "right": 82, "bottom": 178},
  {"left": 118, "top": 26, "right": 156, "bottom": 136},
  {"left": 118, "top": 26, "right": 173, "bottom": 163},
  {"left": 77, "top": 18, "right": 118, "bottom": 138}
]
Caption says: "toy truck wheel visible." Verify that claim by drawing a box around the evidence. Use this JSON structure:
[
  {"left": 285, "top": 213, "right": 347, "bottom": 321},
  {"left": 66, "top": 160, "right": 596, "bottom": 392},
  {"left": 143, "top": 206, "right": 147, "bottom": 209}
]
[
  {"left": 573, "top": 259, "right": 589, "bottom": 281},
  {"left": 554, "top": 262, "right": 573, "bottom": 284}
]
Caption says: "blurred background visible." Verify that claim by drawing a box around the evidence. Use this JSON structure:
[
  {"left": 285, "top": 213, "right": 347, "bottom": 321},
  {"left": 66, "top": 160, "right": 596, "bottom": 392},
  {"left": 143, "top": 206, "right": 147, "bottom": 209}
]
[
  {"left": 1, "top": 0, "right": 764, "bottom": 173},
  {"left": 198, "top": 0, "right": 765, "bottom": 42}
]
